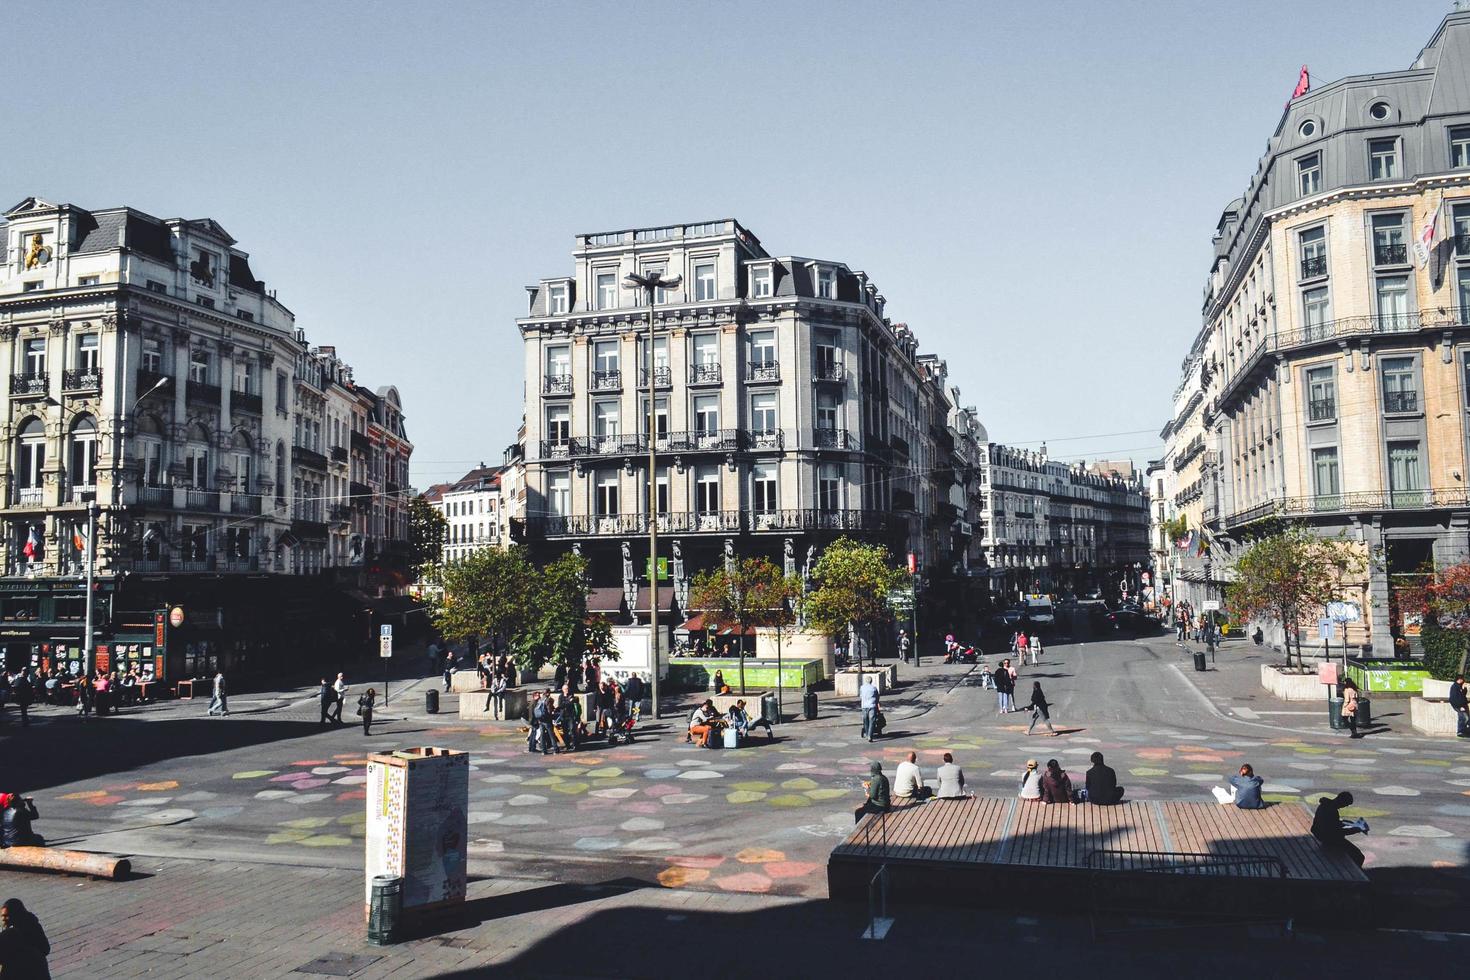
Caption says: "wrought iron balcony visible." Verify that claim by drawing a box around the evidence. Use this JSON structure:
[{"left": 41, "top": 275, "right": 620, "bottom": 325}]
[
  {"left": 1226, "top": 487, "right": 1470, "bottom": 526},
  {"left": 294, "top": 446, "right": 329, "bottom": 471},
  {"left": 63, "top": 369, "right": 102, "bottom": 393},
  {"left": 586, "top": 433, "right": 645, "bottom": 456},
  {"left": 1299, "top": 254, "right": 1327, "bottom": 279},
  {"left": 746, "top": 361, "right": 780, "bottom": 382},
  {"left": 689, "top": 363, "right": 722, "bottom": 385},
  {"left": 1308, "top": 397, "right": 1336, "bottom": 422},
  {"left": 543, "top": 374, "right": 573, "bottom": 395},
  {"left": 539, "top": 438, "right": 574, "bottom": 459},
  {"left": 746, "top": 429, "right": 784, "bottom": 450},
  {"left": 329, "top": 504, "right": 353, "bottom": 523},
  {"left": 183, "top": 488, "right": 219, "bottom": 511},
  {"left": 1373, "top": 242, "right": 1409, "bottom": 266},
  {"left": 351, "top": 430, "right": 371, "bottom": 454},
  {"left": 232, "top": 390, "right": 263, "bottom": 414},
  {"left": 350, "top": 481, "right": 372, "bottom": 505},
  {"left": 330, "top": 446, "right": 348, "bottom": 464},
  {"left": 292, "top": 518, "right": 329, "bottom": 539},
  {"left": 137, "top": 369, "right": 168, "bottom": 394},
  {"left": 639, "top": 367, "right": 672, "bottom": 388},
  {"left": 231, "top": 494, "right": 262, "bottom": 515},
  {"left": 813, "top": 361, "right": 844, "bottom": 383},
  {"left": 10, "top": 373, "right": 47, "bottom": 397},
  {"left": 1384, "top": 390, "right": 1419, "bottom": 413},
  {"left": 186, "top": 380, "right": 221, "bottom": 407},
  {"left": 814, "top": 427, "right": 852, "bottom": 450},
  {"left": 590, "top": 370, "right": 621, "bottom": 392},
  {"left": 138, "top": 484, "right": 173, "bottom": 507}
]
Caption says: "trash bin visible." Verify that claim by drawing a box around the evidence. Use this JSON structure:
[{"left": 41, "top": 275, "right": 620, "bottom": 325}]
[
  {"left": 760, "top": 693, "right": 779, "bottom": 726},
  {"left": 803, "top": 688, "right": 819, "bottom": 721},
  {"left": 1192, "top": 651, "right": 1207, "bottom": 672},
  {"left": 1356, "top": 698, "right": 1371, "bottom": 727},
  {"left": 1328, "top": 697, "right": 1344, "bottom": 730},
  {"left": 366, "top": 874, "right": 403, "bottom": 946},
  {"left": 425, "top": 689, "right": 439, "bottom": 714}
]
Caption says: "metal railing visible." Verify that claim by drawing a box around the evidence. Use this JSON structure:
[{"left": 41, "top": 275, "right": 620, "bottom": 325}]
[
  {"left": 184, "top": 489, "right": 219, "bottom": 511},
  {"left": 1299, "top": 254, "right": 1327, "bottom": 279},
  {"left": 186, "top": 380, "right": 221, "bottom": 407},
  {"left": 590, "top": 370, "right": 621, "bottom": 391},
  {"left": 639, "top": 366, "right": 672, "bottom": 388},
  {"left": 747, "top": 361, "right": 780, "bottom": 382},
  {"left": 330, "top": 445, "right": 348, "bottom": 464},
  {"left": 813, "top": 361, "right": 844, "bottom": 383},
  {"left": 747, "top": 429, "right": 783, "bottom": 450},
  {"left": 1384, "top": 389, "right": 1419, "bottom": 413},
  {"left": 530, "top": 508, "right": 890, "bottom": 537},
  {"left": 1307, "top": 397, "right": 1336, "bottom": 422},
  {"left": 294, "top": 446, "right": 329, "bottom": 471},
  {"left": 1373, "top": 242, "right": 1408, "bottom": 265},
  {"left": 1084, "top": 848, "right": 1286, "bottom": 878},
  {"left": 231, "top": 495, "right": 262, "bottom": 515},
  {"left": 689, "top": 363, "right": 722, "bottom": 384},
  {"left": 815, "top": 427, "right": 852, "bottom": 449},
  {"left": 232, "top": 390, "right": 263, "bottom": 414},
  {"left": 63, "top": 369, "right": 102, "bottom": 392},
  {"left": 138, "top": 485, "right": 173, "bottom": 506},
  {"left": 1225, "top": 487, "right": 1467, "bottom": 526},
  {"left": 543, "top": 374, "right": 573, "bottom": 395},
  {"left": 10, "top": 373, "right": 47, "bottom": 397}
]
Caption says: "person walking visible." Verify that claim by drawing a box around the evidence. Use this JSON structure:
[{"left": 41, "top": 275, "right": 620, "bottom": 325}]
[
  {"left": 358, "top": 688, "right": 376, "bottom": 736},
  {"left": 993, "top": 660, "right": 1015, "bottom": 714},
  {"left": 11, "top": 670, "right": 31, "bottom": 727},
  {"left": 1026, "top": 681, "right": 1058, "bottom": 736},
  {"left": 331, "top": 672, "right": 347, "bottom": 726},
  {"left": 1341, "top": 677, "right": 1362, "bottom": 739},
  {"left": 0, "top": 897, "right": 50, "bottom": 979},
  {"left": 317, "top": 677, "right": 335, "bottom": 727},
  {"left": 897, "top": 629, "right": 912, "bottom": 664},
  {"left": 1452, "top": 675, "right": 1469, "bottom": 738},
  {"left": 1029, "top": 634, "right": 1042, "bottom": 665},
  {"left": 859, "top": 677, "right": 879, "bottom": 742},
  {"left": 531, "top": 691, "right": 554, "bottom": 755},
  {"left": 487, "top": 671, "right": 507, "bottom": 720},
  {"left": 442, "top": 650, "right": 456, "bottom": 692},
  {"left": 207, "top": 670, "right": 228, "bottom": 716}
]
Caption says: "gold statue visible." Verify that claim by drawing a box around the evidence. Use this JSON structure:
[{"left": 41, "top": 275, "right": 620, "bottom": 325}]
[{"left": 24, "top": 233, "right": 49, "bottom": 270}]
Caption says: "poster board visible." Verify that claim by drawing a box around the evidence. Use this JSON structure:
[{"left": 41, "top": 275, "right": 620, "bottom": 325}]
[{"left": 365, "top": 747, "right": 469, "bottom": 919}]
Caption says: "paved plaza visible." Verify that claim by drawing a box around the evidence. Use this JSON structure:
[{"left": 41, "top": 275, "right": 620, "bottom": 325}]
[{"left": 4, "top": 635, "right": 1470, "bottom": 976}]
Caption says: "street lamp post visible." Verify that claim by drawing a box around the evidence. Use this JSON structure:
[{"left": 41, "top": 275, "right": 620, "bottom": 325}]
[{"left": 625, "top": 271, "right": 680, "bottom": 720}]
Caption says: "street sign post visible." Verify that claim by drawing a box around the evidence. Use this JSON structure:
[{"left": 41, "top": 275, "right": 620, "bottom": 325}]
[{"left": 380, "top": 624, "right": 393, "bottom": 705}]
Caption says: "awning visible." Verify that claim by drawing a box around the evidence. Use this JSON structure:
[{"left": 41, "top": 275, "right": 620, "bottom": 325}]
[
  {"left": 678, "top": 613, "right": 755, "bottom": 636},
  {"left": 632, "top": 585, "right": 678, "bottom": 615},
  {"left": 586, "top": 587, "right": 626, "bottom": 615}
]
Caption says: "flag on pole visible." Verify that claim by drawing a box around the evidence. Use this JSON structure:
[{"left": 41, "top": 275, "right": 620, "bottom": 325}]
[
  {"left": 1414, "top": 190, "right": 1444, "bottom": 268},
  {"left": 72, "top": 522, "right": 88, "bottom": 556},
  {"left": 23, "top": 524, "right": 41, "bottom": 559},
  {"left": 1287, "top": 65, "right": 1310, "bottom": 106}
]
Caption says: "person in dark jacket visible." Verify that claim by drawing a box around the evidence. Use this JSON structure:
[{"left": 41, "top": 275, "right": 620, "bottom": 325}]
[
  {"left": 1451, "top": 675, "right": 1469, "bottom": 738},
  {"left": 1039, "top": 759, "right": 1072, "bottom": 804},
  {"left": 1085, "top": 752, "right": 1124, "bottom": 805},
  {"left": 0, "top": 794, "right": 43, "bottom": 847},
  {"left": 1025, "top": 681, "right": 1058, "bottom": 735},
  {"left": 854, "top": 761, "right": 891, "bottom": 823},
  {"left": 358, "top": 689, "right": 376, "bottom": 736},
  {"left": 0, "top": 897, "right": 50, "bottom": 979},
  {"left": 1311, "top": 792, "right": 1367, "bottom": 867},
  {"left": 993, "top": 661, "right": 1015, "bottom": 714},
  {"left": 317, "top": 678, "right": 335, "bottom": 727}
]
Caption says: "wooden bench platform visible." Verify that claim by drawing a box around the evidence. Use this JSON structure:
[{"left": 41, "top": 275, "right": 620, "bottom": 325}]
[{"left": 829, "top": 796, "right": 1371, "bottom": 922}]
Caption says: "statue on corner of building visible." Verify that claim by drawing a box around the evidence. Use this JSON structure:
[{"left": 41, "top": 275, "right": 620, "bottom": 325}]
[
  {"left": 621, "top": 540, "right": 633, "bottom": 585},
  {"left": 24, "top": 233, "right": 50, "bottom": 270},
  {"left": 783, "top": 538, "right": 795, "bottom": 578}
]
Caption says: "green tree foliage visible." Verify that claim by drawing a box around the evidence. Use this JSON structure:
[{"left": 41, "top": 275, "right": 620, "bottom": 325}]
[
  {"left": 803, "top": 537, "right": 906, "bottom": 667},
  {"left": 1225, "top": 524, "right": 1365, "bottom": 669},
  {"left": 408, "top": 495, "right": 448, "bottom": 579},
  {"left": 689, "top": 557, "right": 802, "bottom": 694},
  {"left": 1161, "top": 513, "right": 1189, "bottom": 544},
  {"left": 1420, "top": 618, "right": 1469, "bottom": 682},
  {"left": 1402, "top": 561, "right": 1470, "bottom": 679}
]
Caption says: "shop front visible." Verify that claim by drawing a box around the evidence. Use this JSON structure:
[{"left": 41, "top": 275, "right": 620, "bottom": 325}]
[{"left": 0, "top": 577, "right": 115, "bottom": 677}]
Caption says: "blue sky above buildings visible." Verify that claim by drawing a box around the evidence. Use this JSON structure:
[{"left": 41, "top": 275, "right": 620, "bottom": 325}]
[{"left": 0, "top": 0, "right": 1451, "bottom": 483}]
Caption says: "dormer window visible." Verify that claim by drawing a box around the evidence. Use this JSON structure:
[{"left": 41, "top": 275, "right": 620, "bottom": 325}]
[
  {"left": 596, "top": 271, "right": 617, "bottom": 310},
  {"left": 693, "top": 261, "right": 716, "bottom": 301},
  {"left": 750, "top": 265, "right": 772, "bottom": 298},
  {"left": 1297, "top": 153, "right": 1322, "bottom": 196},
  {"left": 817, "top": 268, "right": 835, "bottom": 299},
  {"left": 1369, "top": 139, "right": 1399, "bottom": 181},
  {"left": 548, "top": 283, "right": 568, "bottom": 314},
  {"left": 190, "top": 248, "right": 218, "bottom": 288}
]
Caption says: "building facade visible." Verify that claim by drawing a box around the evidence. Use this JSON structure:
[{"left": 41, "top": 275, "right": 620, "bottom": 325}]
[
  {"left": 426, "top": 464, "right": 505, "bottom": 563},
  {"left": 1164, "top": 11, "right": 1470, "bottom": 652},
  {"left": 0, "top": 196, "right": 413, "bottom": 679}
]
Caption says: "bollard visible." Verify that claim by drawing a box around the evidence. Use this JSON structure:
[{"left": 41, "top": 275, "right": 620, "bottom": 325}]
[
  {"left": 366, "top": 875, "right": 403, "bottom": 945},
  {"left": 803, "top": 688, "right": 819, "bottom": 720}
]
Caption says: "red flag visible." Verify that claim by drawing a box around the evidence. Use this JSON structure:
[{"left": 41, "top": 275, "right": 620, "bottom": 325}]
[{"left": 1289, "top": 65, "right": 1310, "bottom": 103}]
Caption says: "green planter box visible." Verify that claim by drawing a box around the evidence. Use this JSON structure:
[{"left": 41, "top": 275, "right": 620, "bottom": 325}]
[
  {"left": 667, "top": 657, "right": 822, "bottom": 691},
  {"left": 1345, "top": 658, "right": 1432, "bottom": 694}
]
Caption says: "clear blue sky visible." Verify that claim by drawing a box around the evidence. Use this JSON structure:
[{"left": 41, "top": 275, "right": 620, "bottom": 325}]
[{"left": 2, "top": 0, "right": 1453, "bottom": 485}]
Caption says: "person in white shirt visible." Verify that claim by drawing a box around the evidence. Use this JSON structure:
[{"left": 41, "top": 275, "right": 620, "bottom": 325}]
[
  {"left": 330, "top": 672, "right": 347, "bottom": 725},
  {"left": 893, "top": 751, "right": 931, "bottom": 801}
]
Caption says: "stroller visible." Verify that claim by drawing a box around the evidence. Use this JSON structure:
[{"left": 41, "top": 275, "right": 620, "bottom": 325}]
[{"left": 607, "top": 704, "right": 639, "bottom": 745}]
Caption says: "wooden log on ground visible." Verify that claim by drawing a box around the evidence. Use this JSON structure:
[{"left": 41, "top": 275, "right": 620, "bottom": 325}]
[{"left": 0, "top": 846, "right": 131, "bottom": 880}]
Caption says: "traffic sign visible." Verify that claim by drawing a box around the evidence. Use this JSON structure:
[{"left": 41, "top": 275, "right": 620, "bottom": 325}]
[
  {"left": 1326, "top": 601, "right": 1360, "bottom": 623},
  {"left": 379, "top": 623, "right": 393, "bottom": 659}
]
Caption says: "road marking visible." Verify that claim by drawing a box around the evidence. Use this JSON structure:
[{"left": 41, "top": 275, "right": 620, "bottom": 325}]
[
  {"left": 1251, "top": 711, "right": 1325, "bottom": 716},
  {"left": 1232, "top": 707, "right": 1259, "bottom": 720}
]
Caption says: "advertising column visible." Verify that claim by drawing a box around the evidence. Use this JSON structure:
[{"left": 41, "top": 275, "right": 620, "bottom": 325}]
[{"left": 365, "top": 747, "right": 469, "bottom": 921}]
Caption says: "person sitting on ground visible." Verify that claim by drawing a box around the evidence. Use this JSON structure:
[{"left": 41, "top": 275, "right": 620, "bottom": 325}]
[
  {"left": 936, "top": 752, "right": 967, "bottom": 800},
  {"left": 0, "top": 793, "right": 43, "bottom": 848},
  {"left": 893, "top": 751, "right": 931, "bottom": 802},
  {"left": 1019, "top": 759, "right": 1043, "bottom": 801},
  {"left": 688, "top": 699, "right": 718, "bottom": 748},
  {"left": 1212, "top": 763, "right": 1265, "bottom": 809},
  {"left": 1085, "top": 752, "right": 1124, "bottom": 805},
  {"left": 854, "top": 761, "right": 891, "bottom": 823},
  {"left": 1311, "top": 791, "right": 1368, "bottom": 867},
  {"left": 0, "top": 897, "right": 50, "bottom": 978},
  {"left": 1039, "top": 759, "right": 1072, "bottom": 805}
]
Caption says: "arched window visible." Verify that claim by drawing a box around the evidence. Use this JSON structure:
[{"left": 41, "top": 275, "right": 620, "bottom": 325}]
[
  {"left": 15, "top": 418, "right": 45, "bottom": 504},
  {"left": 69, "top": 414, "right": 98, "bottom": 494},
  {"left": 232, "top": 432, "right": 253, "bottom": 494},
  {"left": 185, "top": 423, "right": 210, "bottom": 489},
  {"left": 137, "top": 414, "right": 166, "bottom": 487}
]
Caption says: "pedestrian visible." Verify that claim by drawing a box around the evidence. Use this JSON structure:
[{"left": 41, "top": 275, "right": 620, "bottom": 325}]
[
  {"left": 487, "top": 671, "right": 507, "bottom": 720},
  {"left": 0, "top": 793, "right": 43, "bottom": 847},
  {"left": 1026, "top": 681, "right": 1058, "bottom": 736},
  {"left": 0, "top": 897, "right": 50, "bottom": 979},
  {"left": 859, "top": 676, "right": 879, "bottom": 742},
  {"left": 555, "top": 688, "right": 579, "bottom": 752},
  {"left": 854, "top": 761, "right": 890, "bottom": 823},
  {"left": 426, "top": 639, "right": 441, "bottom": 679},
  {"left": 1341, "top": 677, "right": 1362, "bottom": 739},
  {"left": 1311, "top": 792, "right": 1368, "bottom": 867},
  {"left": 1029, "top": 634, "right": 1042, "bottom": 665},
  {"left": 1085, "top": 751, "right": 1124, "bottom": 805},
  {"left": 1451, "top": 674, "right": 1469, "bottom": 738},
  {"left": 713, "top": 669, "right": 725, "bottom": 695},
  {"left": 625, "top": 672, "right": 644, "bottom": 712},
  {"left": 443, "top": 651, "right": 456, "bottom": 692},
  {"left": 898, "top": 629, "right": 911, "bottom": 663},
  {"left": 331, "top": 672, "right": 347, "bottom": 726},
  {"left": 993, "top": 659, "right": 1015, "bottom": 714},
  {"left": 358, "top": 688, "right": 376, "bottom": 736},
  {"left": 11, "top": 671, "right": 31, "bottom": 727},
  {"left": 531, "top": 690, "right": 554, "bottom": 754},
  {"left": 207, "top": 670, "right": 228, "bottom": 716},
  {"left": 317, "top": 677, "right": 335, "bottom": 726}
]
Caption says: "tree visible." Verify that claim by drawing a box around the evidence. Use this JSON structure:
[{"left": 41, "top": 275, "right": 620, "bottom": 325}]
[
  {"left": 408, "top": 495, "right": 448, "bottom": 579},
  {"left": 689, "top": 557, "right": 802, "bottom": 695},
  {"left": 1402, "top": 561, "right": 1470, "bottom": 678},
  {"left": 512, "top": 552, "right": 618, "bottom": 675},
  {"left": 433, "top": 546, "right": 536, "bottom": 651},
  {"left": 1225, "top": 524, "right": 1365, "bottom": 670},
  {"left": 803, "top": 537, "right": 906, "bottom": 668}
]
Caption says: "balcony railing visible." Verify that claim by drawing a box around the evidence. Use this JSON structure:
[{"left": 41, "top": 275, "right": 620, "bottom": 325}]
[
  {"left": 813, "top": 361, "right": 844, "bottom": 383},
  {"left": 1226, "top": 488, "right": 1470, "bottom": 526},
  {"left": 531, "top": 508, "right": 892, "bottom": 538},
  {"left": 814, "top": 427, "right": 853, "bottom": 450},
  {"left": 184, "top": 489, "right": 219, "bottom": 511},
  {"left": 638, "top": 367, "right": 672, "bottom": 388},
  {"left": 13, "top": 487, "right": 42, "bottom": 506},
  {"left": 689, "top": 363, "right": 722, "bottom": 384},
  {"left": 350, "top": 481, "right": 372, "bottom": 505},
  {"left": 10, "top": 373, "right": 47, "bottom": 397},
  {"left": 1373, "top": 242, "right": 1409, "bottom": 265},
  {"left": 63, "top": 369, "right": 102, "bottom": 393},
  {"left": 543, "top": 374, "right": 573, "bottom": 395},
  {"left": 138, "top": 484, "right": 173, "bottom": 507},
  {"left": 1300, "top": 254, "right": 1327, "bottom": 279},
  {"left": 746, "top": 361, "right": 780, "bottom": 382},
  {"left": 351, "top": 431, "right": 371, "bottom": 454},
  {"left": 186, "top": 380, "right": 221, "bottom": 407},
  {"left": 294, "top": 446, "right": 329, "bottom": 471},
  {"left": 746, "top": 429, "right": 784, "bottom": 450},
  {"left": 590, "top": 370, "right": 621, "bottom": 392},
  {"left": 330, "top": 445, "right": 348, "bottom": 464},
  {"left": 1308, "top": 397, "right": 1336, "bottom": 422},
  {"left": 292, "top": 518, "right": 329, "bottom": 539},
  {"left": 232, "top": 390, "right": 263, "bottom": 414},
  {"left": 137, "top": 369, "right": 168, "bottom": 394},
  {"left": 69, "top": 484, "right": 96, "bottom": 503},
  {"left": 1384, "top": 390, "right": 1419, "bottom": 413},
  {"left": 231, "top": 494, "right": 262, "bottom": 515},
  {"left": 540, "top": 437, "right": 573, "bottom": 459},
  {"left": 329, "top": 504, "right": 353, "bottom": 523}
]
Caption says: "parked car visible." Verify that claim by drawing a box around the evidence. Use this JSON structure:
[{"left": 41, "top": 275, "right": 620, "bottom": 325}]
[{"left": 1106, "top": 609, "right": 1159, "bottom": 634}]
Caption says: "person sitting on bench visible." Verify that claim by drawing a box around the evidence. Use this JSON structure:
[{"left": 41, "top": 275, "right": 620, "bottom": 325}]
[
  {"left": 688, "top": 700, "right": 718, "bottom": 748},
  {"left": 1085, "top": 752, "right": 1125, "bottom": 805},
  {"left": 727, "top": 700, "right": 772, "bottom": 741}
]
